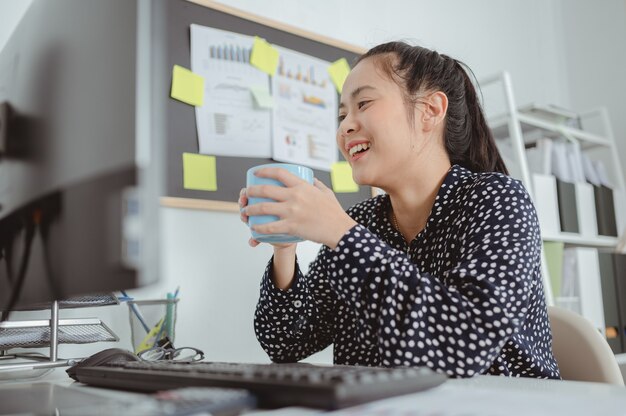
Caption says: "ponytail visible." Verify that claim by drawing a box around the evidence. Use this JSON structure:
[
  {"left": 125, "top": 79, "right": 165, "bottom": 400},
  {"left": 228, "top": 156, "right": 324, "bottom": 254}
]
[
  {"left": 454, "top": 60, "right": 508, "bottom": 175},
  {"left": 357, "top": 42, "right": 508, "bottom": 175}
]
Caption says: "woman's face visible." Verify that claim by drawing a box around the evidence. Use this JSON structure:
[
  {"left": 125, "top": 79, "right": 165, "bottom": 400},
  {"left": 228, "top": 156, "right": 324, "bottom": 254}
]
[{"left": 336, "top": 57, "right": 424, "bottom": 188}]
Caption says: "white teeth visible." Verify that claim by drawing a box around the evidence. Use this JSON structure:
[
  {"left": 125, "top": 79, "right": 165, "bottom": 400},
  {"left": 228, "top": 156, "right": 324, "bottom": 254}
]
[{"left": 349, "top": 142, "right": 370, "bottom": 156}]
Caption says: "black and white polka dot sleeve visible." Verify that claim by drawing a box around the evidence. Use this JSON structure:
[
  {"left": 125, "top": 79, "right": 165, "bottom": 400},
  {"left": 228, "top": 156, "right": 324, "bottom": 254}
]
[
  {"left": 254, "top": 252, "right": 337, "bottom": 363},
  {"left": 329, "top": 177, "right": 541, "bottom": 376}
]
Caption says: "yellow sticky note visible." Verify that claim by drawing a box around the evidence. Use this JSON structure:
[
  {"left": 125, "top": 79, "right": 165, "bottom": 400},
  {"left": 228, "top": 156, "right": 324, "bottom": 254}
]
[
  {"left": 250, "top": 86, "right": 274, "bottom": 109},
  {"left": 250, "top": 37, "right": 279, "bottom": 76},
  {"left": 171, "top": 65, "right": 205, "bottom": 107},
  {"left": 328, "top": 58, "right": 351, "bottom": 93},
  {"left": 331, "top": 161, "right": 359, "bottom": 193},
  {"left": 183, "top": 153, "right": 217, "bottom": 191}
]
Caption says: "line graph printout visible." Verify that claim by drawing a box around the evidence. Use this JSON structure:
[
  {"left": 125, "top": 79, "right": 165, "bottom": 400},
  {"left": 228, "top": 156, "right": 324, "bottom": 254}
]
[
  {"left": 271, "top": 46, "right": 338, "bottom": 171},
  {"left": 191, "top": 24, "right": 271, "bottom": 157}
]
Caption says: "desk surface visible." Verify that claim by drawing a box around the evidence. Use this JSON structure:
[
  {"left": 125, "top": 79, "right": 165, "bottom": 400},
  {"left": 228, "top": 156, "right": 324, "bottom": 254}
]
[{"left": 1, "top": 368, "right": 625, "bottom": 416}]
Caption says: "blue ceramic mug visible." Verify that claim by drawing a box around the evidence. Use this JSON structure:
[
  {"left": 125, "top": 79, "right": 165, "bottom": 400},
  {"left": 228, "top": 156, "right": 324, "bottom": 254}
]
[{"left": 246, "top": 163, "right": 314, "bottom": 243}]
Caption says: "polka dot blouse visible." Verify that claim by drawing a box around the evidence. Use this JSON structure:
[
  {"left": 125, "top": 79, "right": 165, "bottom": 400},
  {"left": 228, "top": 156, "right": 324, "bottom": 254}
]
[{"left": 254, "top": 164, "right": 561, "bottom": 379}]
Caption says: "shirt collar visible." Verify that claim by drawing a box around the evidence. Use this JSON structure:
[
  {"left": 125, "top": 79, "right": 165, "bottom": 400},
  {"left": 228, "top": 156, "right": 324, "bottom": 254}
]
[{"left": 368, "top": 164, "right": 473, "bottom": 239}]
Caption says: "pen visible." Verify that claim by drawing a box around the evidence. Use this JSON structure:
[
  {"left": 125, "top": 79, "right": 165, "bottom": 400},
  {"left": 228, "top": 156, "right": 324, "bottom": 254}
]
[{"left": 122, "top": 290, "right": 150, "bottom": 333}]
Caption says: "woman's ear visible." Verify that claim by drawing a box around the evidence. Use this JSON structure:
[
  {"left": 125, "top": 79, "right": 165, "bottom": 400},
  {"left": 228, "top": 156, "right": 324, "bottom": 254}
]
[{"left": 420, "top": 91, "right": 448, "bottom": 132}]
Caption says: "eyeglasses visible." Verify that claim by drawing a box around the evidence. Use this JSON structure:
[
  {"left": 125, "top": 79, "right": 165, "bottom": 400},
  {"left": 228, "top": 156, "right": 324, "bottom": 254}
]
[{"left": 138, "top": 346, "right": 205, "bottom": 362}]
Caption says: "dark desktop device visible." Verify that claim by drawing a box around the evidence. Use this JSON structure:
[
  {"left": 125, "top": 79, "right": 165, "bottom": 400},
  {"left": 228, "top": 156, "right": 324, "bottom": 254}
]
[
  {"left": 72, "top": 359, "right": 447, "bottom": 410},
  {"left": 0, "top": 0, "right": 167, "bottom": 313}
]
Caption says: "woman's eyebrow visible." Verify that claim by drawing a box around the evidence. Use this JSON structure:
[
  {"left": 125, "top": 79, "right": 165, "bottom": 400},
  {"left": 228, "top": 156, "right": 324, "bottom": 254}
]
[{"left": 339, "top": 85, "right": 376, "bottom": 109}]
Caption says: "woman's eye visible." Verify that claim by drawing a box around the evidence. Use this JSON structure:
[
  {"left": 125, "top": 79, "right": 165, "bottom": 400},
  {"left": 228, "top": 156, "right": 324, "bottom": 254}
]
[
  {"left": 338, "top": 114, "right": 346, "bottom": 123},
  {"left": 357, "top": 100, "right": 371, "bottom": 109}
]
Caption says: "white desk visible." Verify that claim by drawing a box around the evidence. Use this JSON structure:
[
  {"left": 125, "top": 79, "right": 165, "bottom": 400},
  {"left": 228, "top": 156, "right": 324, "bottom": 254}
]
[{"left": 1, "top": 368, "right": 625, "bottom": 415}]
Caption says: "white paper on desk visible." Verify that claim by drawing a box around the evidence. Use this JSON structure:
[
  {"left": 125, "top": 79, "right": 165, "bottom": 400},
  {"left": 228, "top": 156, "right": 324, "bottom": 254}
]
[
  {"left": 328, "top": 382, "right": 626, "bottom": 416},
  {"left": 190, "top": 24, "right": 272, "bottom": 158},
  {"left": 271, "top": 46, "right": 338, "bottom": 171}
]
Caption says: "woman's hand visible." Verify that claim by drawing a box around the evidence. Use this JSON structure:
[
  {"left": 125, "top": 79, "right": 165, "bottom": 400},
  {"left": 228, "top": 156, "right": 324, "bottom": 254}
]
[
  {"left": 243, "top": 167, "right": 357, "bottom": 249},
  {"left": 238, "top": 187, "right": 296, "bottom": 250}
]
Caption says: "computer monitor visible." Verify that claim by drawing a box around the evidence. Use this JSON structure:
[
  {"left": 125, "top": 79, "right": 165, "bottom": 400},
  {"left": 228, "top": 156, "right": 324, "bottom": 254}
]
[{"left": 0, "top": 0, "right": 165, "bottom": 311}]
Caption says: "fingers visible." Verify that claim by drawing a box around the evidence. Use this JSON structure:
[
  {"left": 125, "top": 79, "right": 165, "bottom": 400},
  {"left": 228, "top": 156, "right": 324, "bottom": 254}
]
[
  {"left": 244, "top": 200, "right": 287, "bottom": 218},
  {"left": 253, "top": 167, "right": 307, "bottom": 188},
  {"left": 250, "top": 218, "right": 291, "bottom": 237},
  {"left": 238, "top": 188, "right": 249, "bottom": 224},
  {"left": 246, "top": 184, "right": 290, "bottom": 201}
]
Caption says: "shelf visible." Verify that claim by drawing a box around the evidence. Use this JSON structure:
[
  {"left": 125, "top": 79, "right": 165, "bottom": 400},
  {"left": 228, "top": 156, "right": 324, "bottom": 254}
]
[
  {"left": 542, "top": 233, "right": 618, "bottom": 248},
  {"left": 489, "top": 113, "right": 612, "bottom": 149}
]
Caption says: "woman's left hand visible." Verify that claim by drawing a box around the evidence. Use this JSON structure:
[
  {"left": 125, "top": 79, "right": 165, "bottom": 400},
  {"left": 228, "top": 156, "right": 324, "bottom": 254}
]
[{"left": 244, "top": 167, "right": 357, "bottom": 249}]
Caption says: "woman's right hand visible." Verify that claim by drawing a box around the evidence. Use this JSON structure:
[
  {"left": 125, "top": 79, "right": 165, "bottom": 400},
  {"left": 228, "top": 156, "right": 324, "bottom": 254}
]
[
  {"left": 239, "top": 188, "right": 297, "bottom": 290},
  {"left": 238, "top": 188, "right": 297, "bottom": 250}
]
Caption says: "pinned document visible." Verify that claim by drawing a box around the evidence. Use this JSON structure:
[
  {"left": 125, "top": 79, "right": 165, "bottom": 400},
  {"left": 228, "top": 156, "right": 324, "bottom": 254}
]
[
  {"left": 250, "top": 86, "right": 274, "bottom": 109},
  {"left": 331, "top": 162, "right": 359, "bottom": 193},
  {"left": 171, "top": 65, "right": 205, "bottom": 107},
  {"left": 328, "top": 58, "right": 351, "bottom": 93},
  {"left": 250, "top": 36, "right": 279, "bottom": 76},
  {"left": 183, "top": 153, "right": 217, "bottom": 191}
]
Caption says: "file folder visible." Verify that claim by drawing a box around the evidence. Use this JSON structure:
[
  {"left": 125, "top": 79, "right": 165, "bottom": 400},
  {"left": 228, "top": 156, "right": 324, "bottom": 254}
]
[
  {"left": 594, "top": 185, "right": 618, "bottom": 237},
  {"left": 598, "top": 252, "right": 623, "bottom": 353},
  {"left": 556, "top": 179, "right": 579, "bottom": 233},
  {"left": 612, "top": 253, "right": 626, "bottom": 352}
]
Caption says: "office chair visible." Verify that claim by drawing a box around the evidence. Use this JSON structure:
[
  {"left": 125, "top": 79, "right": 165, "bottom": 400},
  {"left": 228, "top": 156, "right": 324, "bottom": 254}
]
[{"left": 548, "top": 306, "right": 624, "bottom": 386}]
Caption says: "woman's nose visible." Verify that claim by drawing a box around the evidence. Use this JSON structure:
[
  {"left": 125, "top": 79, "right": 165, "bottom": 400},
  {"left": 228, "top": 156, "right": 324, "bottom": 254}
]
[{"left": 339, "top": 114, "right": 358, "bottom": 137}]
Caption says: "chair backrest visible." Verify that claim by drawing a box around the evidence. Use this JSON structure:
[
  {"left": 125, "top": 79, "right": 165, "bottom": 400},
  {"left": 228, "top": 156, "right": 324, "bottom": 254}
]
[{"left": 548, "top": 306, "right": 624, "bottom": 385}]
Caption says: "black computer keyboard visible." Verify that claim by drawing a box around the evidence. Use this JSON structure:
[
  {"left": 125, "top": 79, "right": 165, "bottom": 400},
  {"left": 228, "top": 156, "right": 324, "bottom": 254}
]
[{"left": 72, "top": 361, "right": 447, "bottom": 410}]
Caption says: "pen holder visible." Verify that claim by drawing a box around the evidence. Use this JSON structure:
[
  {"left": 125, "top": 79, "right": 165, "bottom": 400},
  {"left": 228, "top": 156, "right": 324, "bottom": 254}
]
[{"left": 127, "top": 299, "right": 179, "bottom": 354}]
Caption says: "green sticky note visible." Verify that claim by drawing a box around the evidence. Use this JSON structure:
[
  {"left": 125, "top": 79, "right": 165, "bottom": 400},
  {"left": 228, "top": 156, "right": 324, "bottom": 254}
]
[
  {"left": 250, "top": 36, "right": 279, "bottom": 76},
  {"left": 250, "top": 86, "right": 274, "bottom": 109},
  {"left": 543, "top": 241, "right": 564, "bottom": 297},
  {"left": 182, "top": 153, "right": 217, "bottom": 191},
  {"left": 171, "top": 65, "right": 205, "bottom": 107},
  {"left": 331, "top": 162, "right": 359, "bottom": 193},
  {"left": 327, "top": 58, "right": 351, "bottom": 93}
]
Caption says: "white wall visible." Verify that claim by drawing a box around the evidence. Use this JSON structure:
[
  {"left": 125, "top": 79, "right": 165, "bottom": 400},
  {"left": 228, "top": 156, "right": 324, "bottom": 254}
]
[
  {"left": 1, "top": 0, "right": 625, "bottom": 365},
  {"left": 220, "top": 0, "right": 572, "bottom": 112},
  {"left": 559, "top": 0, "right": 626, "bottom": 186}
]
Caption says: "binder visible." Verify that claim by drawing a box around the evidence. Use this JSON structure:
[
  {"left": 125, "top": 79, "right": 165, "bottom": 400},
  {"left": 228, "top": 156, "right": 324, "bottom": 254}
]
[
  {"left": 574, "top": 182, "right": 598, "bottom": 237},
  {"left": 597, "top": 252, "right": 623, "bottom": 353},
  {"left": 594, "top": 185, "right": 618, "bottom": 237},
  {"left": 555, "top": 179, "right": 579, "bottom": 233},
  {"left": 532, "top": 174, "right": 561, "bottom": 236},
  {"left": 613, "top": 254, "right": 626, "bottom": 352}
]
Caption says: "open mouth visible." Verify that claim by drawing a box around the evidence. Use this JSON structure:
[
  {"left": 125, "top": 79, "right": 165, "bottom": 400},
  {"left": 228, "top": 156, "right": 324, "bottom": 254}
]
[{"left": 348, "top": 142, "right": 370, "bottom": 158}]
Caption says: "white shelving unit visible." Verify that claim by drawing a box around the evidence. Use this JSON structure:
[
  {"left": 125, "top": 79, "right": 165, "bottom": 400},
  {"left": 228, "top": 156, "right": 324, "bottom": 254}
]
[
  {"left": 480, "top": 72, "right": 626, "bottom": 365},
  {"left": 481, "top": 71, "right": 626, "bottom": 362},
  {"left": 481, "top": 72, "right": 625, "bottom": 295}
]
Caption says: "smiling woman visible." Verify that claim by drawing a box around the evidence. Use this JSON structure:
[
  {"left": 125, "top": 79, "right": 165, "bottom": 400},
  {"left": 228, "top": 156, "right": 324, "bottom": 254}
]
[{"left": 240, "top": 41, "right": 560, "bottom": 380}]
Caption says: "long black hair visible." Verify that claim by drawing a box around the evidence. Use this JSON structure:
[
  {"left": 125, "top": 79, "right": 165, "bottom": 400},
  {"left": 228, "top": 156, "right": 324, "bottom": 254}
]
[{"left": 356, "top": 42, "right": 508, "bottom": 175}]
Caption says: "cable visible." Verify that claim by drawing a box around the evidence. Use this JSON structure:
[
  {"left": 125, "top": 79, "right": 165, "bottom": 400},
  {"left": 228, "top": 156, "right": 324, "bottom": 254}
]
[
  {"left": 0, "top": 221, "right": 16, "bottom": 285},
  {"left": 37, "top": 206, "right": 63, "bottom": 302},
  {"left": 0, "top": 213, "right": 36, "bottom": 323}
]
